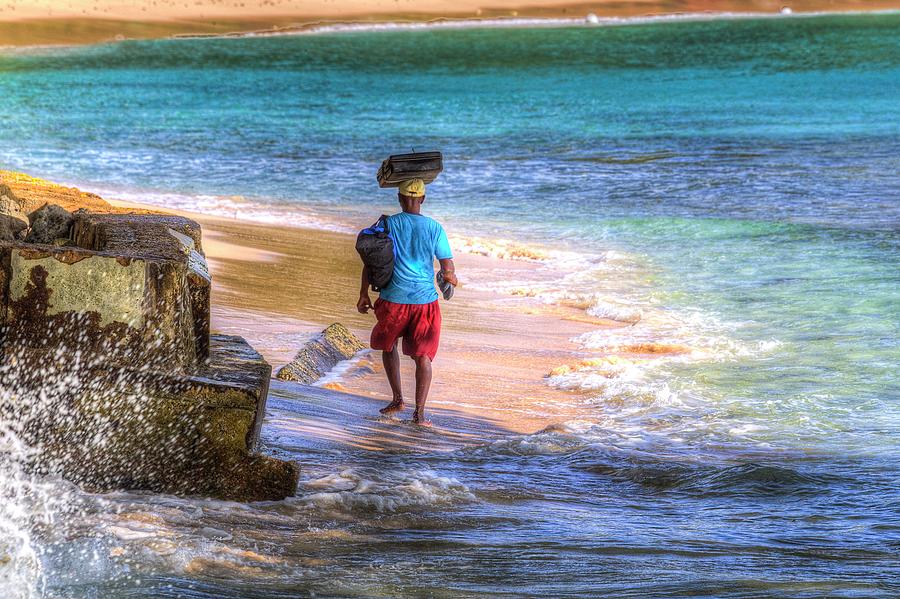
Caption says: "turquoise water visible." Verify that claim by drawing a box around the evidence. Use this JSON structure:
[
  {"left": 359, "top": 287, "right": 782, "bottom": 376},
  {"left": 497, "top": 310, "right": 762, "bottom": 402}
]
[{"left": 1, "top": 13, "right": 899, "bottom": 597}]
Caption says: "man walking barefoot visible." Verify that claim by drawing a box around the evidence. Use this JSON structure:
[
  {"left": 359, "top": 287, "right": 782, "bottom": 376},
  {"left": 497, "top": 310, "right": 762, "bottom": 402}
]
[{"left": 357, "top": 178, "right": 457, "bottom": 425}]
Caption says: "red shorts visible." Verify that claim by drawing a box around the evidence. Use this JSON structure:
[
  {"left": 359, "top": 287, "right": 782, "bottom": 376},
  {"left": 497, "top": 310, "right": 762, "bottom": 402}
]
[{"left": 370, "top": 298, "right": 442, "bottom": 361}]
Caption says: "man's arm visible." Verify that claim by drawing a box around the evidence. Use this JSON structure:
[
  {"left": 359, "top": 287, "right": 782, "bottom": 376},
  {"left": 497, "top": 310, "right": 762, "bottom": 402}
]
[
  {"left": 438, "top": 258, "right": 458, "bottom": 287},
  {"left": 357, "top": 265, "right": 374, "bottom": 313},
  {"left": 434, "top": 224, "right": 456, "bottom": 287}
]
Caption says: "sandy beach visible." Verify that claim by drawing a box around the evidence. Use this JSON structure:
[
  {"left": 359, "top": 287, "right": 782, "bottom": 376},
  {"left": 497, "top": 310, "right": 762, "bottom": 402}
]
[
  {"left": 2, "top": 0, "right": 898, "bottom": 45},
  {"left": 107, "top": 198, "right": 609, "bottom": 435}
]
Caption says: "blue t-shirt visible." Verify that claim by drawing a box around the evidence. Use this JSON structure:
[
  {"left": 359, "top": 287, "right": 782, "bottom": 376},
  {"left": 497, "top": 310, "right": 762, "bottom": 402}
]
[{"left": 378, "top": 212, "right": 453, "bottom": 305}]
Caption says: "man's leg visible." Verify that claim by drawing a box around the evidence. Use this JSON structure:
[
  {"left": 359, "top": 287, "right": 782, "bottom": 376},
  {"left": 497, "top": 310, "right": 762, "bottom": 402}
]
[
  {"left": 379, "top": 341, "right": 404, "bottom": 415},
  {"left": 412, "top": 355, "right": 433, "bottom": 424}
]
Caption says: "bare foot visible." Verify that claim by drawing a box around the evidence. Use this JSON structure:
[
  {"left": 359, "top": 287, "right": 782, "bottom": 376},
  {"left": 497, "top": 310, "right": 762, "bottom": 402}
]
[
  {"left": 412, "top": 412, "right": 432, "bottom": 427},
  {"left": 379, "top": 398, "right": 404, "bottom": 416}
]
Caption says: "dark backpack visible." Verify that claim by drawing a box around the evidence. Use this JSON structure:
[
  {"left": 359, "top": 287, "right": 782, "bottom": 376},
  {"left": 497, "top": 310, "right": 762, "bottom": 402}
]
[{"left": 355, "top": 215, "right": 395, "bottom": 292}]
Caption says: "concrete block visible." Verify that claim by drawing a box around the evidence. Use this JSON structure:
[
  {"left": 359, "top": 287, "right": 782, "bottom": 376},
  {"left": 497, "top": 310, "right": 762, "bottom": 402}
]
[{"left": 0, "top": 175, "right": 297, "bottom": 501}]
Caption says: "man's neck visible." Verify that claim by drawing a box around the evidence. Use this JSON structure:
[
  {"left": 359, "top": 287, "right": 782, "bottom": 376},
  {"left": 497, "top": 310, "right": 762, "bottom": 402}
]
[{"left": 402, "top": 208, "right": 422, "bottom": 215}]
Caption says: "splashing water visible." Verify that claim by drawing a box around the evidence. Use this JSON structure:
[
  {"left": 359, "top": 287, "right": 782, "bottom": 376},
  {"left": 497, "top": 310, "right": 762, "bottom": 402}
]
[
  {"left": 0, "top": 320, "right": 195, "bottom": 597},
  {"left": 0, "top": 347, "right": 94, "bottom": 598}
]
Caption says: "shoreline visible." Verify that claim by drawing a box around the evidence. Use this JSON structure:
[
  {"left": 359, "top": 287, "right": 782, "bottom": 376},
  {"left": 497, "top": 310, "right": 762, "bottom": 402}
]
[
  {"left": 170, "top": 8, "right": 900, "bottom": 40},
  {"left": 108, "top": 197, "right": 607, "bottom": 434},
  {"left": 2, "top": 4, "right": 897, "bottom": 47},
  {"left": 104, "top": 192, "right": 711, "bottom": 437}
]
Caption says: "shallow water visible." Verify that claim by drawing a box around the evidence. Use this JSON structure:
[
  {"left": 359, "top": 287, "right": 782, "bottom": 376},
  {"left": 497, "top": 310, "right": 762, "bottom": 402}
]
[{"left": 1, "top": 12, "right": 899, "bottom": 597}]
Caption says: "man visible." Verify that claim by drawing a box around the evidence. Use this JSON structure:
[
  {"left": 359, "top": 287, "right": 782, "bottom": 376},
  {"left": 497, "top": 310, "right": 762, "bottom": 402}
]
[{"left": 357, "top": 178, "right": 457, "bottom": 425}]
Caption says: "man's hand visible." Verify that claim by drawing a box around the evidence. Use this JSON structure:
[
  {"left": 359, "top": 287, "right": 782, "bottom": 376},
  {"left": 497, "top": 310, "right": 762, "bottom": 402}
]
[
  {"left": 357, "top": 294, "right": 373, "bottom": 314},
  {"left": 438, "top": 258, "right": 458, "bottom": 287},
  {"left": 358, "top": 266, "right": 374, "bottom": 314}
]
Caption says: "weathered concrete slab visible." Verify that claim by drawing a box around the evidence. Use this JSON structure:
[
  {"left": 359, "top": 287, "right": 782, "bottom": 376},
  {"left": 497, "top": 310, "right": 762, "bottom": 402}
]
[
  {"left": 72, "top": 211, "right": 204, "bottom": 258},
  {"left": 0, "top": 173, "right": 298, "bottom": 501},
  {"left": 0, "top": 211, "right": 213, "bottom": 368},
  {"left": 72, "top": 211, "right": 212, "bottom": 361},
  {"left": 0, "top": 243, "right": 201, "bottom": 370},
  {"left": 276, "top": 323, "right": 365, "bottom": 384},
  {"left": 4, "top": 335, "right": 298, "bottom": 501}
]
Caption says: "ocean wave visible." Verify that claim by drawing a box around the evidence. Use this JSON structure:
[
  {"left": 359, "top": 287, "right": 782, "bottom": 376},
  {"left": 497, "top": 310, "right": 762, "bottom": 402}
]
[
  {"left": 473, "top": 422, "right": 829, "bottom": 497},
  {"left": 586, "top": 300, "right": 644, "bottom": 324},
  {"left": 451, "top": 235, "right": 561, "bottom": 263},
  {"left": 471, "top": 423, "right": 591, "bottom": 457},
  {"left": 0, "top": 426, "right": 56, "bottom": 599},
  {"left": 571, "top": 306, "right": 780, "bottom": 359},
  {"left": 296, "top": 469, "right": 476, "bottom": 513},
  {"left": 0, "top": 348, "right": 109, "bottom": 599},
  {"left": 313, "top": 351, "right": 374, "bottom": 389},
  {"left": 82, "top": 186, "right": 354, "bottom": 234},
  {"left": 454, "top": 239, "right": 646, "bottom": 326},
  {"left": 169, "top": 10, "right": 900, "bottom": 42},
  {"left": 581, "top": 460, "right": 834, "bottom": 497},
  {"left": 545, "top": 307, "right": 782, "bottom": 421},
  {"left": 551, "top": 374, "right": 688, "bottom": 415}
]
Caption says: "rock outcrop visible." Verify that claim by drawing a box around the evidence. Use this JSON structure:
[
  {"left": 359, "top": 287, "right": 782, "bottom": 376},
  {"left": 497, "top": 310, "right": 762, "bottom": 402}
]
[
  {"left": 0, "top": 215, "right": 27, "bottom": 242},
  {"left": 25, "top": 203, "right": 75, "bottom": 244},
  {"left": 0, "top": 171, "right": 113, "bottom": 214},
  {"left": 0, "top": 183, "right": 30, "bottom": 241},
  {"left": 0, "top": 171, "right": 298, "bottom": 501},
  {"left": 276, "top": 323, "right": 365, "bottom": 384}
]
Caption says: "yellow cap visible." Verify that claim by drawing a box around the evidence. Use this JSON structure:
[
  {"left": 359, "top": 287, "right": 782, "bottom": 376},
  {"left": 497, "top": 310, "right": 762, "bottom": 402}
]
[{"left": 398, "top": 178, "right": 425, "bottom": 198}]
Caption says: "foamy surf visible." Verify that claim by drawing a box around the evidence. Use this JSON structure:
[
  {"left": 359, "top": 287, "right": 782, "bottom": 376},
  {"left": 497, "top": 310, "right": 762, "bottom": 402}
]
[
  {"left": 297, "top": 468, "right": 476, "bottom": 513},
  {"left": 313, "top": 351, "right": 374, "bottom": 390},
  {"left": 166, "top": 10, "right": 900, "bottom": 43},
  {"left": 81, "top": 186, "right": 355, "bottom": 234}
]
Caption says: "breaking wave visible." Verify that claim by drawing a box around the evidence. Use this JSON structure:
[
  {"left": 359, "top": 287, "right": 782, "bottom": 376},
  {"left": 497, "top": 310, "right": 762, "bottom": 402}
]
[
  {"left": 580, "top": 460, "right": 835, "bottom": 497},
  {"left": 0, "top": 425, "right": 53, "bottom": 598},
  {"left": 79, "top": 186, "right": 354, "bottom": 234},
  {"left": 467, "top": 421, "right": 832, "bottom": 498},
  {"left": 165, "top": 10, "right": 895, "bottom": 42},
  {"left": 296, "top": 469, "right": 476, "bottom": 513}
]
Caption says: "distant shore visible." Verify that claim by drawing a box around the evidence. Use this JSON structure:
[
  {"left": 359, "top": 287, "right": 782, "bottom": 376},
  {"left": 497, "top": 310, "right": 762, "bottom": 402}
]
[{"left": 2, "top": 1, "right": 898, "bottom": 46}]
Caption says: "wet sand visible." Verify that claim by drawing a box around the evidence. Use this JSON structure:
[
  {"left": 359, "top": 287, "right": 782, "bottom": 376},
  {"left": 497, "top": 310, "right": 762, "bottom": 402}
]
[
  {"left": 202, "top": 214, "right": 604, "bottom": 434},
  {"left": 108, "top": 198, "right": 605, "bottom": 434},
  {"left": 3, "top": 1, "right": 898, "bottom": 46}
]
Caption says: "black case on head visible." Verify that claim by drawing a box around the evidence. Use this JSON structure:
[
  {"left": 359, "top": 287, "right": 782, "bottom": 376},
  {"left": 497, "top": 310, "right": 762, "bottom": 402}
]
[{"left": 377, "top": 151, "right": 443, "bottom": 188}]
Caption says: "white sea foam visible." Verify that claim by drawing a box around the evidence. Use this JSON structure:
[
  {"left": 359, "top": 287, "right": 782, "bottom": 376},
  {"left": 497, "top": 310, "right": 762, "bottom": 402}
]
[
  {"left": 572, "top": 314, "right": 779, "bottom": 362},
  {"left": 313, "top": 350, "right": 373, "bottom": 388},
  {"left": 452, "top": 235, "right": 564, "bottom": 263},
  {"left": 452, "top": 236, "right": 642, "bottom": 319},
  {"left": 170, "top": 10, "right": 900, "bottom": 42},
  {"left": 82, "top": 186, "right": 355, "bottom": 234},
  {"left": 479, "top": 426, "right": 589, "bottom": 456},
  {"left": 297, "top": 469, "right": 475, "bottom": 513},
  {"left": 546, "top": 358, "right": 645, "bottom": 393},
  {"left": 586, "top": 300, "right": 643, "bottom": 323}
]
